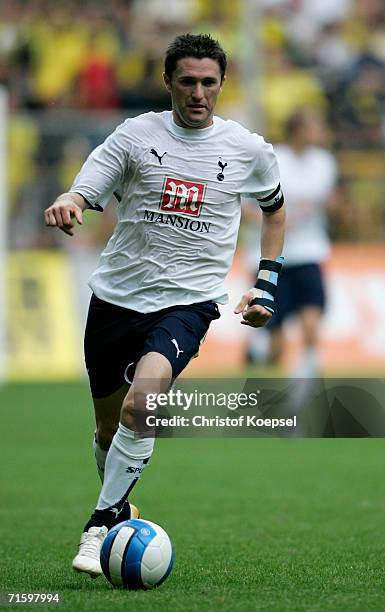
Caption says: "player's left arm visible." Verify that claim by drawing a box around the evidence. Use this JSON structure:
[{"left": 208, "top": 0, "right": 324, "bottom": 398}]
[{"left": 234, "top": 205, "right": 285, "bottom": 327}]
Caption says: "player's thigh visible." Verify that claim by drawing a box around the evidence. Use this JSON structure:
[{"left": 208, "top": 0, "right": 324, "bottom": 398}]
[
  {"left": 126, "top": 351, "right": 173, "bottom": 400},
  {"left": 84, "top": 294, "right": 145, "bottom": 399},
  {"left": 140, "top": 302, "right": 220, "bottom": 379},
  {"left": 120, "top": 352, "right": 172, "bottom": 430},
  {"left": 119, "top": 302, "right": 218, "bottom": 429},
  {"left": 296, "top": 264, "right": 325, "bottom": 344},
  {"left": 297, "top": 263, "right": 326, "bottom": 311}
]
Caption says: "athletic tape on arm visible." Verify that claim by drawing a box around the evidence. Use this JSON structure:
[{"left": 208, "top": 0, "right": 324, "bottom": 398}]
[{"left": 250, "top": 256, "right": 284, "bottom": 313}]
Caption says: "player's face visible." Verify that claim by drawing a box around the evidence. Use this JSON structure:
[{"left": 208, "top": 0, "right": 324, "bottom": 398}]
[
  {"left": 297, "top": 112, "right": 329, "bottom": 147},
  {"left": 163, "top": 57, "right": 225, "bottom": 129}
]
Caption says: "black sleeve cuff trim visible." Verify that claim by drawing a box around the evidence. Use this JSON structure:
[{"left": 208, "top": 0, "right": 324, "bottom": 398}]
[
  {"left": 87, "top": 202, "right": 104, "bottom": 212},
  {"left": 259, "top": 195, "right": 284, "bottom": 213},
  {"left": 257, "top": 183, "right": 281, "bottom": 203},
  {"left": 73, "top": 192, "right": 103, "bottom": 212}
]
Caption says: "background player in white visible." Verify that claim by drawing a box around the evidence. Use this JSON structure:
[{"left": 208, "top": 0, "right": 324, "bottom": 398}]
[
  {"left": 267, "top": 108, "right": 338, "bottom": 377},
  {"left": 44, "top": 34, "right": 285, "bottom": 577}
]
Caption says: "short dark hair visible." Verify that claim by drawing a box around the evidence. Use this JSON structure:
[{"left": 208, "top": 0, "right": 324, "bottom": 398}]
[
  {"left": 285, "top": 109, "right": 307, "bottom": 138},
  {"left": 164, "top": 33, "right": 227, "bottom": 81}
]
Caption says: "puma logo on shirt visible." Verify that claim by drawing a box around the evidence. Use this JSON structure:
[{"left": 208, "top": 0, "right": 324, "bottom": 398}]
[{"left": 150, "top": 148, "right": 167, "bottom": 165}]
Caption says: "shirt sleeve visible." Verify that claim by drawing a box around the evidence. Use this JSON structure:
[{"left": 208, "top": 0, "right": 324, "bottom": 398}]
[
  {"left": 70, "top": 121, "right": 130, "bottom": 211},
  {"left": 242, "top": 135, "right": 284, "bottom": 212}
]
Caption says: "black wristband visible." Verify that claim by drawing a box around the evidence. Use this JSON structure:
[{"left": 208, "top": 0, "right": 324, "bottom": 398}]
[{"left": 257, "top": 258, "right": 283, "bottom": 274}]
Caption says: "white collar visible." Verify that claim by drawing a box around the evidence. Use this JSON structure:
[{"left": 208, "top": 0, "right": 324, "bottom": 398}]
[{"left": 166, "top": 111, "right": 216, "bottom": 140}]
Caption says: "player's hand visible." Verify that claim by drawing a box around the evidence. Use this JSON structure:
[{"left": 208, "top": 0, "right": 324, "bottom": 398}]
[
  {"left": 234, "top": 289, "right": 272, "bottom": 328},
  {"left": 44, "top": 199, "right": 83, "bottom": 236}
]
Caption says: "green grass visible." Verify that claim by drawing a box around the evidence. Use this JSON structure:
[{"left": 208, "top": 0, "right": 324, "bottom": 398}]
[{"left": 1, "top": 382, "right": 385, "bottom": 611}]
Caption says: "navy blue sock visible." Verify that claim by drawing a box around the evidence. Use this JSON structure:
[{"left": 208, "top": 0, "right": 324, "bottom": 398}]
[{"left": 83, "top": 501, "right": 134, "bottom": 532}]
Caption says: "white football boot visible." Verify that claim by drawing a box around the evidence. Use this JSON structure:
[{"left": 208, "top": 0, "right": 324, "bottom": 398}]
[
  {"left": 72, "top": 503, "right": 140, "bottom": 577},
  {"left": 72, "top": 525, "right": 108, "bottom": 577}
]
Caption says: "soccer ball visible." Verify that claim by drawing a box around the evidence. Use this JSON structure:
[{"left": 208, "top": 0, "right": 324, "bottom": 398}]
[{"left": 100, "top": 519, "right": 174, "bottom": 589}]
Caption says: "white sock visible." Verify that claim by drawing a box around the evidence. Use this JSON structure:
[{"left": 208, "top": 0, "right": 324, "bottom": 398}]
[
  {"left": 291, "top": 346, "right": 320, "bottom": 378},
  {"left": 93, "top": 433, "right": 108, "bottom": 483},
  {"left": 96, "top": 423, "right": 154, "bottom": 511}
]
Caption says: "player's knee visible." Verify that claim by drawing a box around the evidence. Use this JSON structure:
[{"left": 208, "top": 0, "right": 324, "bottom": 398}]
[
  {"left": 121, "top": 391, "right": 150, "bottom": 431},
  {"left": 303, "top": 325, "right": 319, "bottom": 347}
]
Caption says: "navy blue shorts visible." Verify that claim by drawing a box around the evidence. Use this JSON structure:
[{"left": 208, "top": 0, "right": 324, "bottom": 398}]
[
  {"left": 84, "top": 294, "right": 220, "bottom": 398},
  {"left": 269, "top": 263, "right": 326, "bottom": 328}
]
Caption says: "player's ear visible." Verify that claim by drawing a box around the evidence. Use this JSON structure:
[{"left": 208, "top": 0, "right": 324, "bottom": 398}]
[
  {"left": 163, "top": 72, "right": 172, "bottom": 92},
  {"left": 219, "top": 74, "right": 226, "bottom": 93}
]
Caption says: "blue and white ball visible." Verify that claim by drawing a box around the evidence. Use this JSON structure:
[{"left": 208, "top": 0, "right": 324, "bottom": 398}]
[{"left": 100, "top": 519, "right": 174, "bottom": 589}]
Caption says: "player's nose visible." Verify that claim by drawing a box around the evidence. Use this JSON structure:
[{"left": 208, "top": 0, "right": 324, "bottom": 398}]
[{"left": 191, "top": 83, "right": 204, "bottom": 100}]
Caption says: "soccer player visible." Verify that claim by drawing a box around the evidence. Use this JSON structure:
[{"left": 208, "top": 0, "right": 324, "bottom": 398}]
[
  {"left": 265, "top": 108, "right": 338, "bottom": 377},
  {"left": 44, "top": 33, "right": 285, "bottom": 577}
]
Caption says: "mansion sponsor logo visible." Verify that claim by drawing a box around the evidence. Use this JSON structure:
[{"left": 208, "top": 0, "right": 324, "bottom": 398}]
[
  {"left": 160, "top": 177, "right": 206, "bottom": 216},
  {"left": 143, "top": 209, "right": 212, "bottom": 233}
]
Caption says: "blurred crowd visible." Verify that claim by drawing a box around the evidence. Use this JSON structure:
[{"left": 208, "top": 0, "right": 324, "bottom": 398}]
[
  {"left": 2, "top": 0, "right": 384, "bottom": 143},
  {"left": 1, "top": 0, "right": 384, "bottom": 248}
]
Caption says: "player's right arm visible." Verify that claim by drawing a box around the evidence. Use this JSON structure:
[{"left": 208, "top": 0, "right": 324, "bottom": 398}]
[
  {"left": 44, "top": 192, "right": 87, "bottom": 236},
  {"left": 45, "top": 119, "right": 130, "bottom": 237}
]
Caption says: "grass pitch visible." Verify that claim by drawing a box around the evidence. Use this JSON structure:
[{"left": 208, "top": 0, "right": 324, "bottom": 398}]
[{"left": 1, "top": 382, "right": 385, "bottom": 611}]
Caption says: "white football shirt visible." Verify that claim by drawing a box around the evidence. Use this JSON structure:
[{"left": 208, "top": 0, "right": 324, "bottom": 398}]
[
  {"left": 275, "top": 144, "right": 337, "bottom": 266},
  {"left": 71, "top": 111, "right": 282, "bottom": 312}
]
